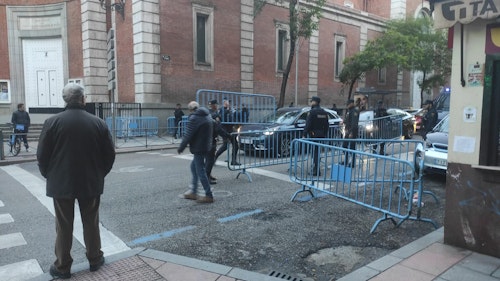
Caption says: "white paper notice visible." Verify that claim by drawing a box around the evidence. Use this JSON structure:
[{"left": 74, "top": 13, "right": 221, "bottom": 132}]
[{"left": 453, "top": 136, "right": 476, "bottom": 153}]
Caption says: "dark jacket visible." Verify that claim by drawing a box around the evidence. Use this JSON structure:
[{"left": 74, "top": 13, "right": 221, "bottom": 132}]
[
  {"left": 344, "top": 106, "right": 360, "bottom": 138},
  {"left": 11, "top": 110, "right": 31, "bottom": 130},
  {"left": 423, "top": 106, "right": 438, "bottom": 131},
  {"left": 303, "top": 105, "right": 329, "bottom": 138},
  {"left": 174, "top": 108, "right": 184, "bottom": 122},
  {"left": 178, "top": 107, "right": 213, "bottom": 154},
  {"left": 37, "top": 105, "right": 115, "bottom": 199}
]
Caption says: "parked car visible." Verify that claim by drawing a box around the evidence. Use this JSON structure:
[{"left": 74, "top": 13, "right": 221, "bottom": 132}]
[
  {"left": 415, "top": 114, "right": 449, "bottom": 174},
  {"left": 386, "top": 108, "right": 416, "bottom": 139},
  {"left": 237, "top": 107, "right": 343, "bottom": 157}
]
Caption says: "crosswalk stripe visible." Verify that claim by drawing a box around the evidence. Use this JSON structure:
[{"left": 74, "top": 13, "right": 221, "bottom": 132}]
[
  {"left": 0, "top": 259, "right": 43, "bottom": 281},
  {"left": 0, "top": 213, "right": 14, "bottom": 224},
  {"left": 0, "top": 165, "right": 130, "bottom": 256},
  {"left": 0, "top": 200, "right": 4, "bottom": 207},
  {"left": 0, "top": 233, "right": 26, "bottom": 250}
]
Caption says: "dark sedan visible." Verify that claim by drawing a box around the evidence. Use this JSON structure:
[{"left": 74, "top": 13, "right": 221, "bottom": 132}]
[{"left": 237, "top": 107, "right": 343, "bottom": 157}]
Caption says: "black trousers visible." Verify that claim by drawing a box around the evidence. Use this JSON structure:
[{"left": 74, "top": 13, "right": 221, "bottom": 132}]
[{"left": 53, "top": 197, "right": 103, "bottom": 273}]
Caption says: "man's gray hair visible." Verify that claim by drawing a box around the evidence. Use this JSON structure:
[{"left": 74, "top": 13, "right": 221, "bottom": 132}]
[
  {"left": 62, "top": 83, "right": 85, "bottom": 105},
  {"left": 188, "top": 101, "right": 199, "bottom": 110}
]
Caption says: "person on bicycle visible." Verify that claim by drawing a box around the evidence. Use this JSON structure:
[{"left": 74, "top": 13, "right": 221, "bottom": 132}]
[{"left": 11, "top": 103, "right": 30, "bottom": 151}]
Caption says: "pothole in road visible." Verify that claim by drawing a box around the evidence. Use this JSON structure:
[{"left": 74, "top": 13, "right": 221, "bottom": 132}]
[{"left": 305, "top": 245, "right": 373, "bottom": 272}]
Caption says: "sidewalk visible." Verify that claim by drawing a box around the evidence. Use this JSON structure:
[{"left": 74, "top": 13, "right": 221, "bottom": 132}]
[{"left": 27, "top": 227, "right": 500, "bottom": 281}]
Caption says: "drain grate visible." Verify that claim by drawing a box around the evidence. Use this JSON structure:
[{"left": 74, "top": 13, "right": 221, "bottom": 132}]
[{"left": 268, "top": 270, "right": 304, "bottom": 281}]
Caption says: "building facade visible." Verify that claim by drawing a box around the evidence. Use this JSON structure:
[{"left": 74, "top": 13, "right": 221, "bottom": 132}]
[
  {"left": 430, "top": 0, "right": 500, "bottom": 258},
  {"left": 0, "top": 0, "right": 430, "bottom": 125}
]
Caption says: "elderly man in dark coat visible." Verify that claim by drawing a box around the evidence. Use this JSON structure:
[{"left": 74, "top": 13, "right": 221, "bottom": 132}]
[{"left": 37, "top": 83, "right": 115, "bottom": 279}]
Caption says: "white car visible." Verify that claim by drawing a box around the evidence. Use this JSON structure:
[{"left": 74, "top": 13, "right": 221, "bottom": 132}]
[{"left": 415, "top": 114, "right": 449, "bottom": 174}]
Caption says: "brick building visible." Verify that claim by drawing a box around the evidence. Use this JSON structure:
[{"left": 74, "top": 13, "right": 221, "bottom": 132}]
[{"left": 0, "top": 0, "right": 431, "bottom": 125}]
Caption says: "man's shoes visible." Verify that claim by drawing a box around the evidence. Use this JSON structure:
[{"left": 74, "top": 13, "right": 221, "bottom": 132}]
[
  {"left": 196, "top": 196, "right": 214, "bottom": 203},
  {"left": 209, "top": 175, "right": 217, "bottom": 181},
  {"left": 89, "top": 257, "right": 105, "bottom": 272},
  {"left": 25, "top": 148, "right": 29, "bottom": 152},
  {"left": 49, "top": 265, "right": 71, "bottom": 279},
  {"left": 231, "top": 161, "right": 241, "bottom": 166},
  {"left": 183, "top": 191, "right": 197, "bottom": 200},
  {"left": 209, "top": 179, "right": 217, "bottom": 185}
]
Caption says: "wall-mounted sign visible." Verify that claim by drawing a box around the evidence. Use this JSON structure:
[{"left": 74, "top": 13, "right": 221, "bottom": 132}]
[
  {"left": 433, "top": 1, "right": 500, "bottom": 29},
  {"left": 0, "top": 80, "right": 10, "bottom": 103},
  {"left": 468, "top": 63, "right": 483, "bottom": 87},
  {"left": 463, "top": 106, "right": 477, "bottom": 122}
]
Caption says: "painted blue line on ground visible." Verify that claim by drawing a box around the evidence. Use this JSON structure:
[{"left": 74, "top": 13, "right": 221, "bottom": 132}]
[
  {"left": 128, "top": 225, "right": 196, "bottom": 246},
  {"left": 217, "top": 209, "right": 263, "bottom": 223}
]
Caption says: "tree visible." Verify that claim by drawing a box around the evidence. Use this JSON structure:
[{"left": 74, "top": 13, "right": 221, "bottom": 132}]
[
  {"left": 339, "top": 17, "right": 451, "bottom": 105},
  {"left": 254, "top": 0, "right": 326, "bottom": 108}
]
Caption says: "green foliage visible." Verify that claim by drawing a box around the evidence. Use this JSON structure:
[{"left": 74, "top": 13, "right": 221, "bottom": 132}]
[{"left": 339, "top": 17, "right": 452, "bottom": 103}]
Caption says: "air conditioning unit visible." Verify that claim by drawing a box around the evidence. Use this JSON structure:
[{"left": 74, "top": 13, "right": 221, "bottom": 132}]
[{"left": 344, "top": 1, "right": 354, "bottom": 8}]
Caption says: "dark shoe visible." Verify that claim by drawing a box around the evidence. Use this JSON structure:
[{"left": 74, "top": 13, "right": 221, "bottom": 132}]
[
  {"left": 209, "top": 179, "right": 217, "bottom": 185},
  {"left": 183, "top": 191, "right": 197, "bottom": 200},
  {"left": 209, "top": 175, "right": 217, "bottom": 181},
  {"left": 89, "top": 257, "right": 105, "bottom": 272},
  {"left": 50, "top": 265, "right": 71, "bottom": 279},
  {"left": 196, "top": 196, "right": 214, "bottom": 203},
  {"left": 231, "top": 161, "right": 241, "bottom": 166}
]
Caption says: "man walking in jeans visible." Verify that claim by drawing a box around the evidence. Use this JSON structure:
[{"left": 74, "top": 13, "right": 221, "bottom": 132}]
[
  {"left": 178, "top": 101, "right": 214, "bottom": 203},
  {"left": 37, "top": 83, "right": 115, "bottom": 279}
]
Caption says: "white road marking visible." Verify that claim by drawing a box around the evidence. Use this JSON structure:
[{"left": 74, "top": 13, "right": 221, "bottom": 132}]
[
  {"left": 0, "top": 166, "right": 130, "bottom": 256},
  {"left": 0, "top": 233, "right": 26, "bottom": 250},
  {"left": 0, "top": 200, "right": 4, "bottom": 207},
  {"left": 173, "top": 154, "right": 292, "bottom": 182},
  {"left": 0, "top": 259, "right": 43, "bottom": 281},
  {"left": 0, "top": 213, "right": 14, "bottom": 224}
]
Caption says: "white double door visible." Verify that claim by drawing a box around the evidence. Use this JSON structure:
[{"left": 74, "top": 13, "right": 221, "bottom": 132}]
[{"left": 23, "top": 38, "right": 65, "bottom": 109}]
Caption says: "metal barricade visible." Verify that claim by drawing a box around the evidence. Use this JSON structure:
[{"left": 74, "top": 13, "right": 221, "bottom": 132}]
[
  {"left": 289, "top": 138, "right": 439, "bottom": 233},
  {"left": 106, "top": 116, "right": 158, "bottom": 138},
  {"left": 167, "top": 116, "right": 188, "bottom": 137},
  {"left": 196, "top": 89, "right": 276, "bottom": 124},
  {"left": 228, "top": 125, "right": 344, "bottom": 182},
  {"left": 358, "top": 115, "right": 403, "bottom": 151}
]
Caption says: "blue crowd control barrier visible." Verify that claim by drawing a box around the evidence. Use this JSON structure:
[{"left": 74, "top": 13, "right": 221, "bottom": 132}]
[
  {"left": 196, "top": 89, "right": 276, "bottom": 125},
  {"left": 288, "top": 138, "right": 439, "bottom": 233},
  {"left": 106, "top": 116, "right": 158, "bottom": 138}
]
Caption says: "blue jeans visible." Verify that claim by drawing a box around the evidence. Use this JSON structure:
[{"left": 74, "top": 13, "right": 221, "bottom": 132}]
[{"left": 191, "top": 153, "right": 212, "bottom": 197}]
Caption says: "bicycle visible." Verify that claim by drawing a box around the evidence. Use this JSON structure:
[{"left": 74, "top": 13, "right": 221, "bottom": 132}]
[{"left": 7, "top": 123, "right": 23, "bottom": 156}]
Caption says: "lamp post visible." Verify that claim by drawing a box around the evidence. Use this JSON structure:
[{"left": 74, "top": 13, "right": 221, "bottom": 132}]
[{"left": 99, "top": 0, "right": 126, "bottom": 20}]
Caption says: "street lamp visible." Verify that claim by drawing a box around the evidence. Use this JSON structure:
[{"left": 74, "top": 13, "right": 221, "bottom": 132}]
[{"left": 99, "top": 0, "right": 126, "bottom": 20}]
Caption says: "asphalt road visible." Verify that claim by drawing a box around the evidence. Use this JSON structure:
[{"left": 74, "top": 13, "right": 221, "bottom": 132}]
[{"left": 0, "top": 148, "right": 446, "bottom": 281}]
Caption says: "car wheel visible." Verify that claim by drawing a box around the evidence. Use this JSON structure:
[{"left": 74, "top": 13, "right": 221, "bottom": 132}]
[{"left": 279, "top": 136, "right": 292, "bottom": 158}]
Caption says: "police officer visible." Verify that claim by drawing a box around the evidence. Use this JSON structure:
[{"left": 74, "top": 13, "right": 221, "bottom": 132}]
[
  {"left": 421, "top": 99, "right": 438, "bottom": 141},
  {"left": 342, "top": 99, "right": 360, "bottom": 167},
  {"left": 303, "top": 96, "right": 329, "bottom": 176}
]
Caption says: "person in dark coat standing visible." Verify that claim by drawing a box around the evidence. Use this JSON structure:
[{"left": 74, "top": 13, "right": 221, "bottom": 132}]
[
  {"left": 11, "top": 103, "right": 31, "bottom": 151},
  {"left": 374, "top": 100, "right": 389, "bottom": 155},
  {"left": 421, "top": 99, "right": 438, "bottom": 140},
  {"left": 205, "top": 99, "right": 231, "bottom": 184},
  {"left": 37, "top": 83, "right": 115, "bottom": 279},
  {"left": 215, "top": 99, "right": 240, "bottom": 165},
  {"left": 303, "top": 96, "right": 329, "bottom": 176},
  {"left": 173, "top": 103, "right": 185, "bottom": 139},
  {"left": 178, "top": 101, "right": 214, "bottom": 203},
  {"left": 342, "top": 99, "right": 360, "bottom": 167}
]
